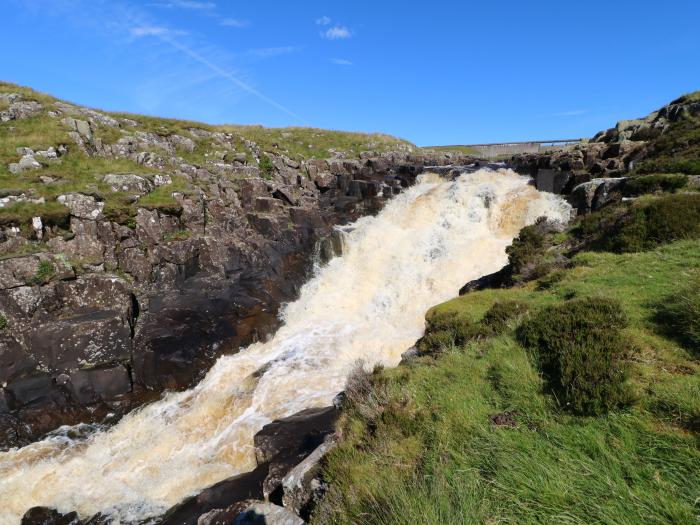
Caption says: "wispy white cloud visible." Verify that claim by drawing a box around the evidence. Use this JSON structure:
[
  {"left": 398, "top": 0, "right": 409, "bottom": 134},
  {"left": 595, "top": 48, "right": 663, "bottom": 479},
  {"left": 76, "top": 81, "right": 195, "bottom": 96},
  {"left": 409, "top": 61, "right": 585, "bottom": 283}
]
[
  {"left": 331, "top": 58, "right": 353, "bottom": 66},
  {"left": 14, "top": 0, "right": 304, "bottom": 123},
  {"left": 157, "top": 35, "right": 305, "bottom": 122},
  {"left": 553, "top": 109, "right": 589, "bottom": 117},
  {"left": 323, "top": 25, "right": 352, "bottom": 40},
  {"left": 220, "top": 17, "right": 249, "bottom": 28},
  {"left": 147, "top": 1, "right": 215, "bottom": 9},
  {"left": 130, "top": 25, "right": 187, "bottom": 37},
  {"left": 316, "top": 15, "right": 331, "bottom": 26}
]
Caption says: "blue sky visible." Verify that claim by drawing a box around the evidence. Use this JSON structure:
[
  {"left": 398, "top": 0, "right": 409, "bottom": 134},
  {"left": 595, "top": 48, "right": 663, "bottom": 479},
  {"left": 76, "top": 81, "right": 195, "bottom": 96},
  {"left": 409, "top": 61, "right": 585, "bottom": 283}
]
[{"left": 2, "top": 0, "right": 699, "bottom": 146}]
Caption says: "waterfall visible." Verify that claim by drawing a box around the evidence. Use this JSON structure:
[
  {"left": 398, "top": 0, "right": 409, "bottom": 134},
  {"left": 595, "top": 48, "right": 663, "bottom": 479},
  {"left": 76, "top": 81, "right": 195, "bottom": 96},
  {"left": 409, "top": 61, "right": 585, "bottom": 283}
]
[{"left": 0, "top": 169, "right": 572, "bottom": 523}]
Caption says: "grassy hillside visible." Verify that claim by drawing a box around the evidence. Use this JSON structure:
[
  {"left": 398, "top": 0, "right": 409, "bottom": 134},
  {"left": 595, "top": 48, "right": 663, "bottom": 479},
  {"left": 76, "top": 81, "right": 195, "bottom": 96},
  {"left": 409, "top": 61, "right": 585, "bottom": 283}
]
[
  {"left": 313, "top": 92, "right": 700, "bottom": 523},
  {"left": 422, "top": 145, "right": 481, "bottom": 156},
  {"left": 0, "top": 81, "right": 413, "bottom": 229},
  {"left": 314, "top": 239, "right": 699, "bottom": 524}
]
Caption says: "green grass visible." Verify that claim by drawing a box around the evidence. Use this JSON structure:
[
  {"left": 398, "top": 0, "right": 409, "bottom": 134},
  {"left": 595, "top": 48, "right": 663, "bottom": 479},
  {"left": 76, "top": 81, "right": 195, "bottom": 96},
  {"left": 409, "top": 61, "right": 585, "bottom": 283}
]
[
  {"left": 136, "top": 175, "right": 191, "bottom": 214},
  {"left": 26, "top": 259, "right": 55, "bottom": 285},
  {"left": 0, "top": 85, "right": 164, "bottom": 227},
  {"left": 109, "top": 112, "right": 214, "bottom": 137},
  {"left": 423, "top": 145, "right": 481, "bottom": 156},
  {"left": 0, "top": 200, "right": 70, "bottom": 227},
  {"left": 162, "top": 229, "right": 192, "bottom": 243},
  {"left": 654, "top": 275, "right": 700, "bottom": 354},
  {"left": 221, "top": 125, "right": 413, "bottom": 161},
  {"left": 0, "top": 81, "right": 61, "bottom": 106},
  {"left": 314, "top": 240, "right": 700, "bottom": 524},
  {"left": 258, "top": 153, "right": 274, "bottom": 179}
]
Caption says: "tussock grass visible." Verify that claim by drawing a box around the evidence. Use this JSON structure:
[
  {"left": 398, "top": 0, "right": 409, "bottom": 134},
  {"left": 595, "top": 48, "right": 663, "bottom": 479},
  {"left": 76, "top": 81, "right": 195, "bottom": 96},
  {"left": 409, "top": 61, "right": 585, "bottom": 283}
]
[{"left": 654, "top": 274, "right": 700, "bottom": 355}]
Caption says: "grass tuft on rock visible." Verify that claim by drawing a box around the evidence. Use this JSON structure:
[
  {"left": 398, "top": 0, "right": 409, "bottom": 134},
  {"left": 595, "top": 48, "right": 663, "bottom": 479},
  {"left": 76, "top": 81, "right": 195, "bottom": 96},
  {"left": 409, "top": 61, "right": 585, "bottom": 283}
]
[
  {"left": 27, "top": 259, "right": 56, "bottom": 285},
  {"left": 258, "top": 153, "right": 274, "bottom": 180}
]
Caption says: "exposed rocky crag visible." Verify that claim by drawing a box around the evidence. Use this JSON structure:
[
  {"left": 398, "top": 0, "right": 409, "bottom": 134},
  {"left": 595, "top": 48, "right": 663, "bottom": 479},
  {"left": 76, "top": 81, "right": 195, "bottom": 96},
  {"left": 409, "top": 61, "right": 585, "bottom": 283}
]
[
  {"left": 509, "top": 92, "right": 700, "bottom": 211},
  {"left": 0, "top": 85, "right": 476, "bottom": 448}
]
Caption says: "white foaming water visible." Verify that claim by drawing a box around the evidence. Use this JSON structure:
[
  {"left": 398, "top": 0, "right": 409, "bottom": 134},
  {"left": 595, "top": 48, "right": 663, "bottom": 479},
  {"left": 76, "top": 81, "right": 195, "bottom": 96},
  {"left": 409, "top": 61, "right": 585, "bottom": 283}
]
[{"left": 0, "top": 169, "right": 571, "bottom": 522}]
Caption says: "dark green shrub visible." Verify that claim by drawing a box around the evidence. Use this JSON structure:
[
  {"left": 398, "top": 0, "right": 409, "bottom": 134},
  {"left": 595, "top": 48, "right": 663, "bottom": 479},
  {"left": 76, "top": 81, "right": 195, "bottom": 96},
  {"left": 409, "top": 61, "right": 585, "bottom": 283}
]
[
  {"left": 573, "top": 203, "right": 629, "bottom": 240},
  {"left": 258, "top": 154, "right": 274, "bottom": 179},
  {"left": 506, "top": 224, "right": 545, "bottom": 275},
  {"left": 419, "top": 301, "right": 530, "bottom": 354},
  {"left": 637, "top": 158, "right": 700, "bottom": 175},
  {"left": 0, "top": 314, "right": 7, "bottom": 330},
  {"left": 537, "top": 269, "right": 566, "bottom": 290},
  {"left": 654, "top": 276, "right": 700, "bottom": 354},
  {"left": 417, "top": 311, "right": 481, "bottom": 353},
  {"left": 623, "top": 173, "right": 688, "bottom": 196},
  {"left": 481, "top": 300, "right": 529, "bottom": 334},
  {"left": 604, "top": 193, "right": 700, "bottom": 252},
  {"left": 517, "top": 297, "right": 631, "bottom": 415}
]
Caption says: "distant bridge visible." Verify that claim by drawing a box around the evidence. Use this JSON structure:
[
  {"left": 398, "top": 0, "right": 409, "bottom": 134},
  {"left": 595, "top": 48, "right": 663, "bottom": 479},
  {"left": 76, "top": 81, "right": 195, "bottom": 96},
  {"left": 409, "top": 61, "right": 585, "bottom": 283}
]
[{"left": 432, "top": 139, "right": 584, "bottom": 159}]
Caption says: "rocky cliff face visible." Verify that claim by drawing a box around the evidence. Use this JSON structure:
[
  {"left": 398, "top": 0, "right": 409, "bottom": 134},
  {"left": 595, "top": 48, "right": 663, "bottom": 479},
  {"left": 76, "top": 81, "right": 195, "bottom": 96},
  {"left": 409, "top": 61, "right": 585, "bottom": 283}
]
[
  {"left": 0, "top": 85, "right": 476, "bottom": 448},
  {"left": 509, "top": 92, "right": 700, "bottom": 212}
]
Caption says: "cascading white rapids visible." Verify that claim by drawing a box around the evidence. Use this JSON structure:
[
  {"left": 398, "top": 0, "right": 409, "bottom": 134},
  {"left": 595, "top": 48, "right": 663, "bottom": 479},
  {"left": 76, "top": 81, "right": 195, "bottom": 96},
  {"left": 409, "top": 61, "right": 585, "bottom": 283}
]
[{"left": 0, "top": 169, "right": 571, "bottom": 522}]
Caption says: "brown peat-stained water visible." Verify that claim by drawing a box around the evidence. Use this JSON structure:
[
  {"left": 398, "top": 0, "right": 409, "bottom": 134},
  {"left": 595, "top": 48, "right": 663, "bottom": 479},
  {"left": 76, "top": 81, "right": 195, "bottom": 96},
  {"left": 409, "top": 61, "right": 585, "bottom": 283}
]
[{"left": 0, "top": 169, "right": 571, "bottom": 523}]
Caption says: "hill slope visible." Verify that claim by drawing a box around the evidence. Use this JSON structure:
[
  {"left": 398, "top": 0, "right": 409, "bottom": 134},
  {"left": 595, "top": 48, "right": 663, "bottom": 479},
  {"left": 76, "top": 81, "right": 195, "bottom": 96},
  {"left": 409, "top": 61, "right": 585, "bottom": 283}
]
[{"left": 311, "top": 92, "right": 700, "bottom": 525}]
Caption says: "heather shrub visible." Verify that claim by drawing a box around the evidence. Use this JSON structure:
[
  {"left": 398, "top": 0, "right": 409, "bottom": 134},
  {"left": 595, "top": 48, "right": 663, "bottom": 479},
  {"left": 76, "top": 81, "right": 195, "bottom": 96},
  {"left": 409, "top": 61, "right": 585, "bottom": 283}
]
[
  {"left": 419, "top": 301, "right": 529, "bottom": 354},
  {"left": 604, "top": 194, "right": 700, "bottom": 252},
  {"left": 637, "top": 158, "right": 700, "bottom": 175},
  {"left": 506, "top": 223, "right": 545, "bottom": 275},
  {"left": 481, "top": 300, "right": 529, "bottom": 334},
  {"left": 417, "top": 311, "right": 480, "bottom": 353},
  {"left": 517, "top": 297, "right": 631, "bottom": 415},
  {"left": 623, "top": 173, "right": 688, "bottom": 195}
]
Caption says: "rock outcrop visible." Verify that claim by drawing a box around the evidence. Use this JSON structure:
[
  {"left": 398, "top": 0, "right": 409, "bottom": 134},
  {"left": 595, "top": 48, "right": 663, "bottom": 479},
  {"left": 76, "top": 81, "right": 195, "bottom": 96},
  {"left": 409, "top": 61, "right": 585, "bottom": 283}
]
[
  {"left": 152, "top": 406, "right": 338, "bottom": 525},
  {"left": 509, "top": 92, "right": 700, "bottom": 212}
]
